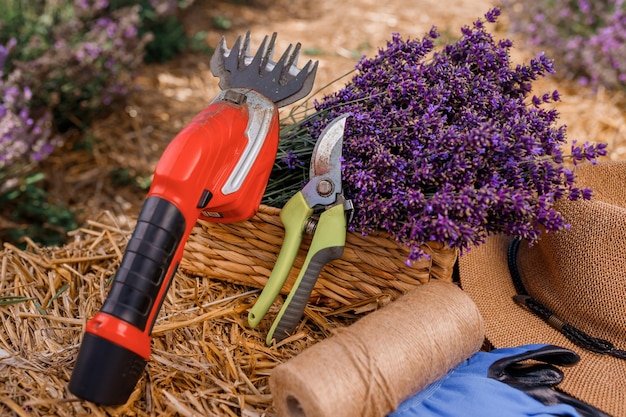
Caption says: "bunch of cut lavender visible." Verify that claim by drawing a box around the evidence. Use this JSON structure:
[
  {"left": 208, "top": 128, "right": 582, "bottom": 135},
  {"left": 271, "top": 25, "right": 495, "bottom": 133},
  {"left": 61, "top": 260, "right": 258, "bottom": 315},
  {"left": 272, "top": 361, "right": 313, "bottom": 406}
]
[
  {"left": 0, "top": 1, "right": 151, "bottom": 178},
  {"left": 0, "top": 81, "right": 61, "bottom": 173},
  {"left": 0, "top": 39, "right": 62, "bottom": 181},
  {"left": 9, "top": 2, "right": 149, "bottom": 131},
  {"left": 502, "top": 0, "right": 626, "bottom": 90},
  {"left": 272, "top": 8, "right": 607, "bottom": 262}
]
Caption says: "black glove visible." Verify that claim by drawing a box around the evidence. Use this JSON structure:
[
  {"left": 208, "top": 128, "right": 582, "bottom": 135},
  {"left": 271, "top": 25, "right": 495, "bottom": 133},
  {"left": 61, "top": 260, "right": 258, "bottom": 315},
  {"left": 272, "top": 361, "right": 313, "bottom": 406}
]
[{"left": 488, "top": 345, "right": 611, "bottom": 417}]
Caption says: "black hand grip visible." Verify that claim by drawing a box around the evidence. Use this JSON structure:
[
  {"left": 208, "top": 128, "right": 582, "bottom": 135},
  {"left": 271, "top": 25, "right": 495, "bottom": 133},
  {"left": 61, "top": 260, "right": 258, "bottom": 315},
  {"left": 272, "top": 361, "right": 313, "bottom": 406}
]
[
  {"left": 101, "top": 196, "right": 186, "bottom": 331},
  {"left": 69, "top": 196, "right": 186, "bottom": 405},
  {"left": 270, "top": 246, "right": 344, "bottom": 343}
]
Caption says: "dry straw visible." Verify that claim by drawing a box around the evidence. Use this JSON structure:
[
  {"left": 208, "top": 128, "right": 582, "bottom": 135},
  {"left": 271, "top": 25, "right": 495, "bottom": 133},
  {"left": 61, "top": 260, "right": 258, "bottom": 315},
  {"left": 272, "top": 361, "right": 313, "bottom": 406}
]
[
  {"left": 0, "top": 213, "right": 351, "bottom": 416},
  {"left": 0, "top": 211, "right": 474, "bottom": 417},
  {"left": 0, "top": 208, "right": 456, "bottom": 416}
]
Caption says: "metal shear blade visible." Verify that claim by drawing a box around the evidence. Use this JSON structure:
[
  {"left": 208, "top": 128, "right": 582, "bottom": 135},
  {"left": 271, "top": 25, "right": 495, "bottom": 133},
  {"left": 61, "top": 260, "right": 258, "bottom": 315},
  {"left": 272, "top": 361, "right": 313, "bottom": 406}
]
[
  {"left": 210, "top": 31, "right": 318, "bottom": 108},
  {"left": 301, "top": 114, "right": 348, "bottom": 209}
]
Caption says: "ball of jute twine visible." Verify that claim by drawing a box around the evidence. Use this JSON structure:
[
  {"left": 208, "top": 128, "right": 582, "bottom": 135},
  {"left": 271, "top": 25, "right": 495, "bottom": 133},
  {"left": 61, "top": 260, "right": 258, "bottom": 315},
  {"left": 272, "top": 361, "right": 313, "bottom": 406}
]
[{"left": 269, "top": 281, "right": 485, "bottom": 417}]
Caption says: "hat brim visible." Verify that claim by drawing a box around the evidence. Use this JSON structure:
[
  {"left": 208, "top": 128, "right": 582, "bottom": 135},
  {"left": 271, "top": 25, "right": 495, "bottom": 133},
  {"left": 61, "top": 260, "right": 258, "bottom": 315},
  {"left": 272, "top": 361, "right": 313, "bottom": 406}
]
[{"left": 459, "top": 234, "right": 626, "bottom": 417}]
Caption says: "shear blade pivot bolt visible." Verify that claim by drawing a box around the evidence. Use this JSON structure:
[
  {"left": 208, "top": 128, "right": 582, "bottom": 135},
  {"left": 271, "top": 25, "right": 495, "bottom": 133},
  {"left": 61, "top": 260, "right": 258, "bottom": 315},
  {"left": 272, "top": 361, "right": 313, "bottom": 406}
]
[{"left": 316, "top": 179, "right": 334, "bottom": 197}]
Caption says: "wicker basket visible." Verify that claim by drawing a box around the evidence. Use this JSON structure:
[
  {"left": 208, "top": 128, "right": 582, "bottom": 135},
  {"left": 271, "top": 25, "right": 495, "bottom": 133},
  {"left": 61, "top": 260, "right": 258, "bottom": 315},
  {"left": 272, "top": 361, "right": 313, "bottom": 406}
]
[{"left": 181, "top": 205, "right": 458, "bottom": 308}]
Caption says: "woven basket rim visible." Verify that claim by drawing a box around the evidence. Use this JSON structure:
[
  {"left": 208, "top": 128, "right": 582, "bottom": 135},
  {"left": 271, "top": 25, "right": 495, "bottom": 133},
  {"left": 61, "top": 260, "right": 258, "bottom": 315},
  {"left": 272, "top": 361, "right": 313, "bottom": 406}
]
[
  {"left": 258, "top": 203, "right": 399, "bottom": 241},
  {"left": 185, "top": 204, "right": 459, "bottom": 309}
]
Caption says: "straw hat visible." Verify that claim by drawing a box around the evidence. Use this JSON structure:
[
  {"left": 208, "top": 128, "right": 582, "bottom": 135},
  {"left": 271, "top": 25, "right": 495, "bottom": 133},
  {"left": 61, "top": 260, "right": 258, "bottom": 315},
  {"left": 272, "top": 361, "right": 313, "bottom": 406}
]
[{"left": 459, "top": 160, "right": 626, "bottom": 417}]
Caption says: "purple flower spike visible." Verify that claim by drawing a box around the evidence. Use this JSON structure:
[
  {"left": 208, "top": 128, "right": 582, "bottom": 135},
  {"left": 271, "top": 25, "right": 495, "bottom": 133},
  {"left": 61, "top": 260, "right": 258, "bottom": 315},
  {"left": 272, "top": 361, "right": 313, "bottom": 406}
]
[
  {"left": 298, "top": 7, "right": 606, "bottom": 261},
  {"left": 503, "top": 0, "right": 626, "bottom": 90}
]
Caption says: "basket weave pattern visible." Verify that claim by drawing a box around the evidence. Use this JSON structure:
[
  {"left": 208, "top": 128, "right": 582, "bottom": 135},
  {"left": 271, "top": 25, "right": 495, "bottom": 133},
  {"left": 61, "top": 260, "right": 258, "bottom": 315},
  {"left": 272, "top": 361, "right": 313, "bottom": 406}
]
[{"left": 181, "top": 205, "right": 458, "bottom": 308}]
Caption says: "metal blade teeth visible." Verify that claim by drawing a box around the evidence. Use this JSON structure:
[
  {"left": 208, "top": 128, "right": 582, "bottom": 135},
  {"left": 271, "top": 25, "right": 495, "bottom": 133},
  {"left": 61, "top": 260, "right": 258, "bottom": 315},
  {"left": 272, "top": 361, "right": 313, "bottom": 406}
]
[
  {"left": 229, "top": 33, "right": 243, "bottom": 69},
  {"left": 272, "top": 44, "right": 291, "bottom": 85},
  {"left": 209, "top": 31, "right": 318, "bottom": 107},
  {"left": 249, "top": 34, "right": 269, "bottom": 74},
  {"left": 289, "top": 43, "right": 301, "bottom": 68},
  {"left": 239, "top": 32, "right": 252, "bottom": 68},
  {"left": 220, "top": 31, "right": 301, "bottom": 77},
  {"left": 261, "top": 33, "right": 277, "bottom": 72}
]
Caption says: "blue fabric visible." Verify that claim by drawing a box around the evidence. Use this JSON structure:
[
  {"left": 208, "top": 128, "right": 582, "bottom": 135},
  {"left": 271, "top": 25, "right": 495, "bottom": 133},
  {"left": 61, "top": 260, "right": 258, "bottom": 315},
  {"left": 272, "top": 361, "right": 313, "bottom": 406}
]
[{"left": 388, "top": 344, "right": 580, "bottom": 417}]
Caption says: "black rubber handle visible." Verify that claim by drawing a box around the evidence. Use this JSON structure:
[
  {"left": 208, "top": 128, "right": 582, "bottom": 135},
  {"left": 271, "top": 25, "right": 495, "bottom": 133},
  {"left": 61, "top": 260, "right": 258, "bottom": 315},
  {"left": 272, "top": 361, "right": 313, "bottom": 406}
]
[
  {"left": 270, "top": 245, "right": 344, "bottom": 343},
  {"left": 69, "top": 196, "right": 186, "bottom": 405},
  {"left": 101, "top": 196, "right": 186, "bottom": 331}
]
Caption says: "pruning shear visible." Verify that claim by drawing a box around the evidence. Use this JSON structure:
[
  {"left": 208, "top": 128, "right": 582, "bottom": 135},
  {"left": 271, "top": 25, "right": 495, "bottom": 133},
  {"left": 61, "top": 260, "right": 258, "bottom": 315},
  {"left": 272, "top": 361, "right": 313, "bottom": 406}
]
[{"left": 248, "top": 114, "right": 353, "bottom": 345}]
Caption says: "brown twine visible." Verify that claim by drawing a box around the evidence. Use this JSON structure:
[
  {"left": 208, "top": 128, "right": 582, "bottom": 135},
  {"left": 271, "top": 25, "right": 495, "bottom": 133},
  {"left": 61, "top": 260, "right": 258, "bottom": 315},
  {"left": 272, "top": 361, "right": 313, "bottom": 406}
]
[{"left": 269, "top": 281, "right": 485, "bottom": 417}]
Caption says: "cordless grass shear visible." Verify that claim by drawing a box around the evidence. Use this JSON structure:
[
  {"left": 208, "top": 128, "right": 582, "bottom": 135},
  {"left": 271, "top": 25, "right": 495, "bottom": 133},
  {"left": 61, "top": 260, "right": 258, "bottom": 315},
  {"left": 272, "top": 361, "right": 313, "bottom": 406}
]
[
  {"left": 68, "top": 32, "right": 317, "bottom": 405},
  {"left": 248, "top": 114, "right": 353, "bottom": 345}
]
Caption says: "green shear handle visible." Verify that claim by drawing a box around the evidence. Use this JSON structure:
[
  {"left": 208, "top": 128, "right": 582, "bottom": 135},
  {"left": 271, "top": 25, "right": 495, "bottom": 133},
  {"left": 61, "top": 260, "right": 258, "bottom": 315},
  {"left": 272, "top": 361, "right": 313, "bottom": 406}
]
[
  {"left": 248, "top": 191, "right": 312, "bottom": 328},
  {"left": 266, "top": 203, "right": 346, "bottom": 344},
  {"left": 248, "top": 113, "right": 350, "bottom": 345}
]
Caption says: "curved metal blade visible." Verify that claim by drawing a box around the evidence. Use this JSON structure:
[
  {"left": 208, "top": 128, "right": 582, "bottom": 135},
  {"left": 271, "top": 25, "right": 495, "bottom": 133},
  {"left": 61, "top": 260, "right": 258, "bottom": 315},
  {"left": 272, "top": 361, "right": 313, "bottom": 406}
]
[
  {"left": 310, "top": 114, "right": 349, "bottom": 179},
  {"left": 302, "top": 114, "right": 350, "bottom": 207}
]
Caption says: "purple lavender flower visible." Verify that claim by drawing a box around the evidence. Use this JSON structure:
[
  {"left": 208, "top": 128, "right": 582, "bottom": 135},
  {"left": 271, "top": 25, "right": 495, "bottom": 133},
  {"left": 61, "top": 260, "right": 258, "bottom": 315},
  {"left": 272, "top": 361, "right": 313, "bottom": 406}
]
[
  {"left": 0, "top": 38, "right": 16, "bottom": 71},
  {"left": 295, "top": 8, "right": 606, "bottom": 261},
  {"left": 0, "top": 2, "right": 148, "bottom": 175},
  {"left": 503, "top": 0, "right": 626, "bottom": 91},
  {"left": 0, "top": 81, "right": 62, "bottom": 169},
  {"left": 74, "top": 0, "right": 109, "bottom": 13},
  {"left": 569, "top": 140, "right": 608, "bottom": 165},
  {"left": 281, "top": 150, "right": 304, "bottom": 170},
  {"left": 9, "top": 3, "right": 148, "bottom": 133}
]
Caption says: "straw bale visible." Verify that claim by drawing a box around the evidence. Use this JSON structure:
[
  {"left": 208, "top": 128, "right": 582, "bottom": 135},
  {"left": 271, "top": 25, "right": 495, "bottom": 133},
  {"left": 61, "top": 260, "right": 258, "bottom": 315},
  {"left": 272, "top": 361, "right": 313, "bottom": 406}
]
[{"left": 0, "top": 212, "right": 361, "bottom": 416}]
